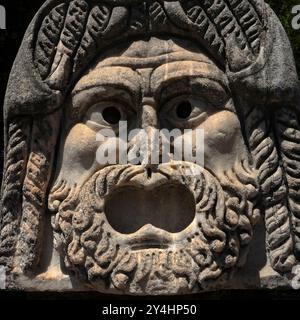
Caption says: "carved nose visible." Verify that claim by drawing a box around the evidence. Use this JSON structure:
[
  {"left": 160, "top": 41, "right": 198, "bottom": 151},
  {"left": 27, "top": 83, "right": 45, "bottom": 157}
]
[
  {"left": 139, "top": 98, "right": 160, "bottom": 166},
  {"left": 104, "top": 183, "right": 196, "bottom": 234},
  {"left": 141, "top": 98, "right": 158, "bottom": 129}
]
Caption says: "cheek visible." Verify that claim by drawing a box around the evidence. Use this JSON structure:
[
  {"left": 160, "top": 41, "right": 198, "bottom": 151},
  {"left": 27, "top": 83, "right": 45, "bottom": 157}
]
[
  {"left": 201, "top": 111, "right": 247, "bottom": 171},
  {"left": 55, "top": 124, "right": 121, "bottom": 186},
  {"left": 204, "top": 112, "right": 240, "bottom": 151},
  {"left": 63, "top": 124, "right": 99, "bottom": 167},
  {"left": 53, "top": 123, "right": 102, "bottom": 187}
]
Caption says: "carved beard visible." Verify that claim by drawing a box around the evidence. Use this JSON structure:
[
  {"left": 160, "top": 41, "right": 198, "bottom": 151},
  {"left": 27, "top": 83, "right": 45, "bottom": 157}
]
[{"left": 49, "top": 161, "right": 260, "bottom": 295}]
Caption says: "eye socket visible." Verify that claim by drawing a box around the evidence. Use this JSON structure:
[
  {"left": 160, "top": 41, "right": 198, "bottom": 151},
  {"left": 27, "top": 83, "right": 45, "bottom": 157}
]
[
  {"left": 102, "top": 106, "right": 122, "bottom": 125},
  {"left": 161, "top": 96, "right": 212, "bottom": 128},
  {"left": 176, "top": 101, "right": 192, "bottom": 119},
  {"left": 84, "top": 102, "right": 130, "bottom": 130}
]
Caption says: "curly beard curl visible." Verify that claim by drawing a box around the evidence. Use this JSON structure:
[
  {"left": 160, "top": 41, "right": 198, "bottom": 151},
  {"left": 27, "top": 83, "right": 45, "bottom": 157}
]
[{"left": 49, "top": 160, "right": 260, "bottom": 294}]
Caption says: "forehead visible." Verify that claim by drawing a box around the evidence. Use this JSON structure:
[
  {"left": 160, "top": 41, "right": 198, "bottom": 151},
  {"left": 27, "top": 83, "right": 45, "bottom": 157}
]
[
  {"left": 96, "top": 37, "right": 216, "bottom": 66},
  {"left": 74, "top": 37, "right": 225, "bottom": 85}
]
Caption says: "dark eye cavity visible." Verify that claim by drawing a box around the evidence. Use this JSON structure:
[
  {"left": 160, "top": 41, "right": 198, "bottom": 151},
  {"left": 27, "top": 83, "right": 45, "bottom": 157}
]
[
  {"left": 160, "top": 96, "right": 213, "bottom": 129},
  {"left": 176, "top": 101, "right": 192, "bottom": 119},
  {"left": 85, "top": 102, "right": 128, "bottom": 131},
  {"left": 102, "top": 106, "right": 122, "bottom": 125}
]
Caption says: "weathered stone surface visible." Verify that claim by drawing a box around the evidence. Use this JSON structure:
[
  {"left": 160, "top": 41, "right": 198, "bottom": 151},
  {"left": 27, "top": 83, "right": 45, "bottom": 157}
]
[{"left": 0, "top": 0, "right": 300, "bottom": 295}]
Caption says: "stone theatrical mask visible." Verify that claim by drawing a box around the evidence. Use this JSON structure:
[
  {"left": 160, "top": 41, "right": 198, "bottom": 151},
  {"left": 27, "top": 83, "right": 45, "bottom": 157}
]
[{"left": 1, "top": 0, "right": 300, "bottom": 295}]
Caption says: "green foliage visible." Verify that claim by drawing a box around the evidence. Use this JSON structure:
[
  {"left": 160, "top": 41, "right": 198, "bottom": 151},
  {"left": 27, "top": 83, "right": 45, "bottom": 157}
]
[{"left": 267, "top": 0, "right": 300, "bottom": 73}]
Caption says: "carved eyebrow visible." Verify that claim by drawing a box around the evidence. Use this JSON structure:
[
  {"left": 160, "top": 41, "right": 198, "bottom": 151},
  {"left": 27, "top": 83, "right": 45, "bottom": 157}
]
[
  {"left": 70, "top": 86, "right": 136, "bottom": 119},
  {"left": 72, "top": 66, "right": 141, "bottom": 99},
  {"left": 151, "top": 61, "right": 229, "bottom": 101},
  {"left": 157, "top": 77, "right": 230, "bottom": 110},
  {"left": 69, "top": 67, "right": 141, "bottom": 119}
]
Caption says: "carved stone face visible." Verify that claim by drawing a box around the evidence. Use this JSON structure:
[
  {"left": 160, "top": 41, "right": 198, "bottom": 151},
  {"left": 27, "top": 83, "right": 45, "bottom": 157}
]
[
  {"left": 2, "top": 0, "right": 300, "bottom": 296},
  {"left": 48, "top": 37, "right": 259, "bottom": 294},
  {"left": 53, "top": 37, "right": 246, "bottom": 185}
]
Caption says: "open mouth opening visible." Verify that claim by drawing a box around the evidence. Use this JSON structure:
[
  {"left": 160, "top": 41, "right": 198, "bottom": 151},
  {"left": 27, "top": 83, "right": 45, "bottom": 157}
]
[{"left": 104, "top": 183, "right": 196, "bottom": 235}]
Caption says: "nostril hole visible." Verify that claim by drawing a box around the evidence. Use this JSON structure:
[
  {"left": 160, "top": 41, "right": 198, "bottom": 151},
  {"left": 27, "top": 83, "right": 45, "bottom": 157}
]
[{"left": 176, "top": 101, "right": 192, "bottom": 119}]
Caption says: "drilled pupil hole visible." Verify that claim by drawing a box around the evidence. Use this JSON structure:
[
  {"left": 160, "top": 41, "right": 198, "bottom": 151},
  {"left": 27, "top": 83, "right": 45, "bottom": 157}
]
[
  {"left": 102, "top": 107, "right": 121, "bottom": 125},
  {"left": 176, "top": 101, "right": 192, "bottom": 119}
]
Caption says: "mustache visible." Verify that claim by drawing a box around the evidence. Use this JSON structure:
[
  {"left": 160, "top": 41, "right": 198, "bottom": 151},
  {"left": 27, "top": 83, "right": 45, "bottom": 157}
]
[
  {"left": 75, "top": 162, "right": 226, "bottom": 229},
  {"left": 49, "top": 160, "right": 259, "bottom": 243},
  {"left": 49, "top": 162, "right": 211, "bottom": 210}
]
